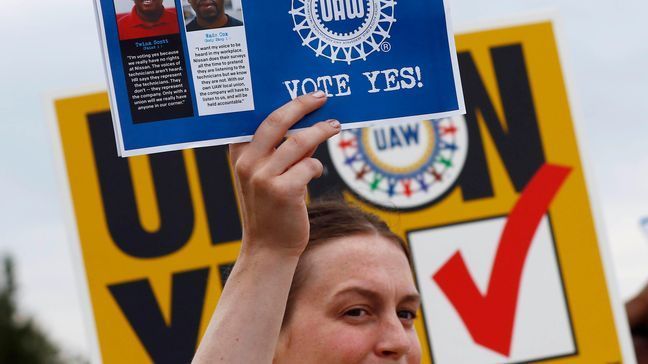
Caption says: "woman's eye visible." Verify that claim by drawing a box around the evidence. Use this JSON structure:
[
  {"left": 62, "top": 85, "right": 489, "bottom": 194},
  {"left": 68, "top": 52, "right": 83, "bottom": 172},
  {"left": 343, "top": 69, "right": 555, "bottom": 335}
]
[
  {"left": 397, "top": 310, "right": 417, "bottom": 321},
  {"left": 344, "top": 308, "right": 368, "bottom": 317}
]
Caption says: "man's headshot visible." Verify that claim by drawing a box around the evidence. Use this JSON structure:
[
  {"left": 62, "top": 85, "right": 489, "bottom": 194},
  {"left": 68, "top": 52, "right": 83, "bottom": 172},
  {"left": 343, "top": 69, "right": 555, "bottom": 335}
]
[
  {"left": 185, "top": 0, "right": 243, "bottom": 32},
  {"left": 116, "top": 0, "right": 180, "bottom": 40}
]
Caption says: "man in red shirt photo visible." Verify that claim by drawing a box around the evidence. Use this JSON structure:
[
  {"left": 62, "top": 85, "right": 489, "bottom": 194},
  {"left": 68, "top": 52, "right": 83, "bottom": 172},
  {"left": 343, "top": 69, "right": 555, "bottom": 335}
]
[{"left": 117, "top": 0, "right": 179, "bottom": 40}]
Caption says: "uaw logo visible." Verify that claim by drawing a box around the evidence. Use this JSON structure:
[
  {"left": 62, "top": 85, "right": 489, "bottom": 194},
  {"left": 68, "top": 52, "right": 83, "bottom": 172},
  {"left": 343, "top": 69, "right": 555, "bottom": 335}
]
[
  {"left": 328, "top": 117, "right": 469, "bottom": 210},
  {"left": 289, "top": 0, "right": 397, "bottom": 64}
]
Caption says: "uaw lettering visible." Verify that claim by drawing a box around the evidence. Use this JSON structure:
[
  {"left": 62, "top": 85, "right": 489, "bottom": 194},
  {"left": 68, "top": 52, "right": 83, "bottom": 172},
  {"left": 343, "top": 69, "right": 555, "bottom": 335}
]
[
  {"left": 327, "top": 117, "right": 468, "bottom": 209},
  {"left": 290, "top": 0, "right": 396, "bottom": 63},
  {"left": 319, "top": 0, "right": 366, "bottom": 21}
]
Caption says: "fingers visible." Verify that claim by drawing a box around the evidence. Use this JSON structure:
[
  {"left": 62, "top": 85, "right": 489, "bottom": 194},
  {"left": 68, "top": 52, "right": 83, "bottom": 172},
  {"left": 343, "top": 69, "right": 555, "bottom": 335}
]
[
  {"left": 248, "top": 92, "right": 328, "bottom": 158},
  {"left": 276, "top": 157, "right": 324, "bottom": 189},
  {"left": 263, "top": 120, "right": 340, "bottom": 175}
]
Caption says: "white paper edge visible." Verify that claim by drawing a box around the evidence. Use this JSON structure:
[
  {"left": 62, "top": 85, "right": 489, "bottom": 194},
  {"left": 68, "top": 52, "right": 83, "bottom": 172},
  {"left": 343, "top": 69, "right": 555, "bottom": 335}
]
[
  {"left": 454, "top": 11, "right": 637, "bottom": 362},
  {"left": 119, "top": 109, "right": 463, "bottom": 156},
  {"left": 443, "top": 0, "right": 466, "bottom": 115},
  {"left": 550, "top": 12, "right": 637, "bottom": 363},
  {"left": 93, "top": 0, "right": 126, "bottom": 157},
  {"left": 44, "top": 87, "right": 105, "bottom": 364}
]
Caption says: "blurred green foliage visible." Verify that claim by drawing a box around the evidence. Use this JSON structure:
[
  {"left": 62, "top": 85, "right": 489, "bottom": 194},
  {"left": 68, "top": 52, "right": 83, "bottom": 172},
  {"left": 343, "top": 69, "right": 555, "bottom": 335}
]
[{"left": 0, "top": 255, "right": 80, "bottom": 364}]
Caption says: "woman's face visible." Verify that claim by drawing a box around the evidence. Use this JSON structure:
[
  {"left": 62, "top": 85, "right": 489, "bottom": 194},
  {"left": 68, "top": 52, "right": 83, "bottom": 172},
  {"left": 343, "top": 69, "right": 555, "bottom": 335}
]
[{"left": 275, "top": 234, "right": 422, "bottom": 363}]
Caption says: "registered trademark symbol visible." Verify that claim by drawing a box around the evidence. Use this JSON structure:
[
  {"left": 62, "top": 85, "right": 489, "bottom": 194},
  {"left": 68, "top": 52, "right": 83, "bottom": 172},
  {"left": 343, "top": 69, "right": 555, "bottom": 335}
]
[{"left": 380, "top": 42, "right": 392, "bottom": 52}]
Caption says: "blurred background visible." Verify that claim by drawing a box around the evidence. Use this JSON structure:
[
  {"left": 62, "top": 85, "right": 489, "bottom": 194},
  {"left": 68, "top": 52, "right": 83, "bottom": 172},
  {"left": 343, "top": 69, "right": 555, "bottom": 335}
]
[{"left": 0, "top": 0, "right": 647, "bottom": 361}]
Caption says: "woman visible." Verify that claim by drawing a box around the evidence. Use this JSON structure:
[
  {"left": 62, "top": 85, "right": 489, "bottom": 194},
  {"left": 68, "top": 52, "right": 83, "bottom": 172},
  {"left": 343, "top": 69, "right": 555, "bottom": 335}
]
[{"left": 193, "top": 91, "right": 422, "bottom": 363}]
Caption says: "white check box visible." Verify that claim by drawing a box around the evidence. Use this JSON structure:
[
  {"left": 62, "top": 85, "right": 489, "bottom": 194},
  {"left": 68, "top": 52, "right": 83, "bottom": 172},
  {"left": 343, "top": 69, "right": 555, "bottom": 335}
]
[{"left": 409, "top": 215, "right": 576, "bottom": 363}]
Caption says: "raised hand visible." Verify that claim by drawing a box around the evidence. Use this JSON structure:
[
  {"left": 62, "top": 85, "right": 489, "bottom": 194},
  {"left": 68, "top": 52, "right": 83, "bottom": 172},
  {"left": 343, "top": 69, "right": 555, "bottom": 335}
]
[
  {"left": 193, "top": 91, "right": 340, "bottom": 364},
  {"left": 230, "top": 91, "right": 340, "bottom": 257}
]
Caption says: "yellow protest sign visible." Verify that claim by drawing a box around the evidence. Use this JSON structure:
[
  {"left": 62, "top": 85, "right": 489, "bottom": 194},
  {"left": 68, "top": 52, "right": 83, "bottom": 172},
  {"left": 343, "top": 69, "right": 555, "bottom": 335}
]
[
  {"left": 316, "top": 20, "right": 633, "bottom": 363},
  {"left": 54, "top": 93, "right": 243, "bottom": 362},
  {"left": 53, "top": 19, "right": 633, "bottom": 363}
]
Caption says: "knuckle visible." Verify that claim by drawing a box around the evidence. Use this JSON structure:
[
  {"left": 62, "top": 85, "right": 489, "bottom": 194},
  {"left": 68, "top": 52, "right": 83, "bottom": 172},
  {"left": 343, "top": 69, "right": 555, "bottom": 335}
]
[
  {"left": 234, "top": 158, "right": 253, "bottom": 180},
  {"left": 308, "top": 158, "right": 324, "bottom": 175},
  {"left": 263, "top": 178, "right": 296, "bottom": 202},
  {"left": 229, "top": 143, "right": 249, "bottom": 164},
  {"left": 268, "top": 179, "right": 290, "bottom": 196},
  {"left": 292, "top": 96, "right": 308, "bottom": 109},
  {"left": 287, "top": 135, "right": 307, "bottom": 150},
  {"left": 249, "top": 173, "right": 269, "bottom": 190},
  {"left": 265, "top": 109, "right": 287, "bottom": 128}
]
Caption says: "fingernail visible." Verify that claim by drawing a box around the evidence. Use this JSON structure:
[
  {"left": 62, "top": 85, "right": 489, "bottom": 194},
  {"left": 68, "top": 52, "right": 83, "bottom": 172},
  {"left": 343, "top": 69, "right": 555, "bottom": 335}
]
[
  {"left": 328, "top": 119, "right": 341, "bottom": 129},
  {"left": 312, "top": 90, "right": 327, "bottom": 98}
]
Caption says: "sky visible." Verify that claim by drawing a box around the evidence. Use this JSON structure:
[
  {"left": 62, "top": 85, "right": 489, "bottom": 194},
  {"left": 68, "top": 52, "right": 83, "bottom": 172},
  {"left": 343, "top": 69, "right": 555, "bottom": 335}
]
[{"left": 1, "top": 0, "right": 647, "bottom": 359}]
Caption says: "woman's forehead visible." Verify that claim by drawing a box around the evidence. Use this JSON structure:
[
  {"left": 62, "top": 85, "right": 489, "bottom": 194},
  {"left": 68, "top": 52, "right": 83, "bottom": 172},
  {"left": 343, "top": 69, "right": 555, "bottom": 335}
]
[
  {"left": 303, "top": 234, "right": 415, "bottom": 291},
  {"left": 312, "top": 232, "right": 404, "bottom": 257}
]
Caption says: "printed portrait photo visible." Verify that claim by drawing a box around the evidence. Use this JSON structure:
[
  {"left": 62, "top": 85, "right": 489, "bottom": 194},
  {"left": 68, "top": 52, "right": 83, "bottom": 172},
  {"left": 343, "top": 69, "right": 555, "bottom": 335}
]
[
  {"left": 182, "top": 0, "right": 244, "bottom": 32},
  {"left": 115, "top": 0, "right": 180, "bottom": 40}
]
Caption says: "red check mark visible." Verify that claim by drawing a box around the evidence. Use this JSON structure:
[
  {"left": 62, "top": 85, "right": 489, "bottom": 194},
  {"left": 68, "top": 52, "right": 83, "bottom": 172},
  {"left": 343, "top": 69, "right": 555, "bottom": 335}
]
[{"left": 432, "top": 164, "right": 572, "bottom": 357}]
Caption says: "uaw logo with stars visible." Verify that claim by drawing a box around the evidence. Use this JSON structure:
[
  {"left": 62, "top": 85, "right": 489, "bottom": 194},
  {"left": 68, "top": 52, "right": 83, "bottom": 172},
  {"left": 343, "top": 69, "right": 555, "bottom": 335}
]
[
  {"left": 289, "top": 0, "right": 397, "bottom": 64},
  {"left": 328, "top": 117, "right": 469, "bottom": 210}
]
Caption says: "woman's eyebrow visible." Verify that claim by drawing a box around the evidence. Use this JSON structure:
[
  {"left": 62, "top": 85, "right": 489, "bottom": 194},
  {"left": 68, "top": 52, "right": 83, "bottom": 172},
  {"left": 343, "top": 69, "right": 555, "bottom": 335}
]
[
  {"left": 332, "top": 287, "right": 421, "bottom": 304},
  {"left": 401, "top": 293, "right": 421, "bottom": 305},
  {"left": 332, "top": 287, "right": 381, "bottom": 302}
]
